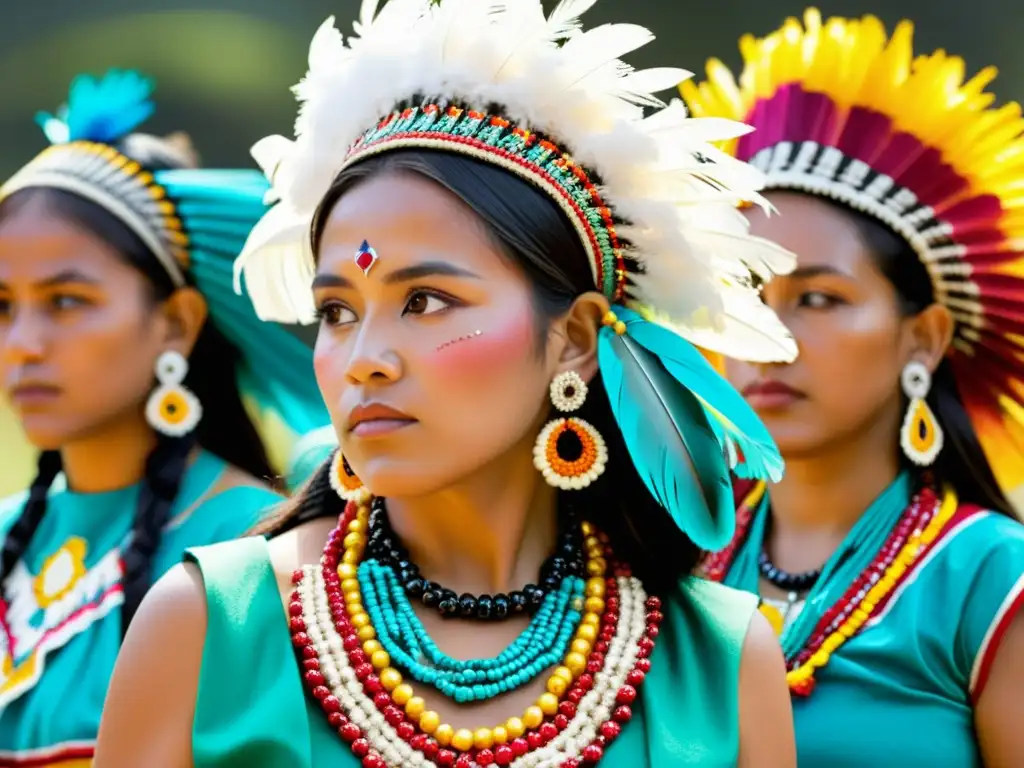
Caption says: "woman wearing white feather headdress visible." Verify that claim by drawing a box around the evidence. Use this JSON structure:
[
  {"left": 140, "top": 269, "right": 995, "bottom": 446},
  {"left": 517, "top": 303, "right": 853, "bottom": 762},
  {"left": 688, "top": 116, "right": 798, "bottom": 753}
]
[
  {"left": 0, "top": 69, "right": 330, "bottom": 764},
  {"left": 96, "top": 2, "right": 797, "bottom": 766}
]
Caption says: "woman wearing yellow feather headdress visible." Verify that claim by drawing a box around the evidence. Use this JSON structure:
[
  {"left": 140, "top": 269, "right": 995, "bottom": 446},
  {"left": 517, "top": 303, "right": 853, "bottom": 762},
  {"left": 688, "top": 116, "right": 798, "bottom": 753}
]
[{"left": 684, "top": 8, "right": 1024, "bottom": 765}]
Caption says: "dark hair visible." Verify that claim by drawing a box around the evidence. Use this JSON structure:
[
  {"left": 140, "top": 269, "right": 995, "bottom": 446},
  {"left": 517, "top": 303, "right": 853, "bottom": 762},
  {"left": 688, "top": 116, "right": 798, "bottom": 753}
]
[
  {"left": 266, "top": 148, "right": 701, "bottom": 593},
  {"left": 0, "top": 137, "right": 275, "bottom": 631},
  {"left": 848, "top": 206, "right": 1014, "bottom": 515}
]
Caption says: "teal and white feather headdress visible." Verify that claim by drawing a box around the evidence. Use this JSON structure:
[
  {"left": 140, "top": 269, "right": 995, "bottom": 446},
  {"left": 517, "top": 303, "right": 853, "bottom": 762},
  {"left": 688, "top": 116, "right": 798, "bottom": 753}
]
[
  {"left": 1, "top": 70, "right": 330, "bottom": 486},
  {"left": 235, "top": 0, "right": 799, "bottom": 549}
]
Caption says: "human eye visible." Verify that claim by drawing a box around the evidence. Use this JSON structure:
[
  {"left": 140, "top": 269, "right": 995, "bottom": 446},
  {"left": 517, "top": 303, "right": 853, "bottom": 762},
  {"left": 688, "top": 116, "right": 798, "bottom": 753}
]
[
  {"left": 403, "top": 289, "right": 457, "bottom": 317},
  {"left": 314, "top": 300, "right": 358, "bottom": 327}
]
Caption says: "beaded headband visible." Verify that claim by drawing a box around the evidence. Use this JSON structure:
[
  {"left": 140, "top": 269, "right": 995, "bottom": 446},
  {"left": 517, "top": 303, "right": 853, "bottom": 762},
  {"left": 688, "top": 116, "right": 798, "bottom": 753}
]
[
  {"left": 0, "top": 141, "right": 188, "bottom": 286},
  {"left": 681, "top": 8, "right": 1024, "bottom": 508},
  {"left": 234, "top": 0, "right": 800, "bottom": 364},
  {"left": 342, "top": 103, "right": 627, "bottom": 302}
]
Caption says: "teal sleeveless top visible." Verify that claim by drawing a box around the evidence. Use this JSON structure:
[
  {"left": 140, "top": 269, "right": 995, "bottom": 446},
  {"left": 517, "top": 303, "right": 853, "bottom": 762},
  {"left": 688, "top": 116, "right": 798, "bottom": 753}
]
[
  {"left": 723, "top": 476, "right": 1024, "bottom": 767},
  {"left": 0, "top": 450, "right": 281, "bottom": 765},
  {"left": 186, "top": 536, "right": 758, "bottom": 767}
]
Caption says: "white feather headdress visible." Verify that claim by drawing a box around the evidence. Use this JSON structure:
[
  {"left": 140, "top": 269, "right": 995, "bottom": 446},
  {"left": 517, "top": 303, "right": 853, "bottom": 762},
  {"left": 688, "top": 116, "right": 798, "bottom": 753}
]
[{"left": 235, "top": 0, "right": 798, "bottom": 362}]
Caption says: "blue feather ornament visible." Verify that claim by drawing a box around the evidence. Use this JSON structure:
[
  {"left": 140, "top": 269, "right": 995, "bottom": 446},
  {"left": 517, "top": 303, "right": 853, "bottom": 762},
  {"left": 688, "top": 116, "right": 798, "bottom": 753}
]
[
  {"left": 34, "top": 69, "right": 155, "bottom": 146},
  {"left": 597, "top": 307, "right": 784, "bottom": 551}
]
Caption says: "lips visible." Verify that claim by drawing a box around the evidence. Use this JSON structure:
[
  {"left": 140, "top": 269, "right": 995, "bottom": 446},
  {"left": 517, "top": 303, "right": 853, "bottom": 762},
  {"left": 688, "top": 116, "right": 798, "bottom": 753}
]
[
  {"left": 8, "top": 382, "right": 62, "bottom": 407},
  {"left": 741, "top": 380, "right": 804, "bottom": 410},
  {"left": 346, "top": 402, "right": 417, "bottom": 437}
]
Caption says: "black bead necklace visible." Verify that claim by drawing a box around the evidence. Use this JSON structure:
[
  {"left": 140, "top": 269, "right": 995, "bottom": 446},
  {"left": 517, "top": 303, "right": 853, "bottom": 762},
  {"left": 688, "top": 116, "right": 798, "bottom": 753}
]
[
  {"left": 757, "top": 550, "right": 822, "bottom": 593},
  {"left": 365, "top": 498, "right": 585, "bottom": 621}
]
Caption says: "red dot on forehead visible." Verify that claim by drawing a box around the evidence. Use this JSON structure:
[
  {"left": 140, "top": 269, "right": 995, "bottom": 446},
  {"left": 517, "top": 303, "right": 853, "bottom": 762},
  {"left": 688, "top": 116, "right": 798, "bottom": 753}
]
[{"left": 355, "top": 240, "right": 378, "bottom": 275}]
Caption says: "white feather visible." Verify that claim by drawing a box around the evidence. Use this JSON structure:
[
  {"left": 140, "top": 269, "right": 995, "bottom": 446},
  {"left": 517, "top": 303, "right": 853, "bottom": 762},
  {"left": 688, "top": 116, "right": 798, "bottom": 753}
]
[{"left": 233, "top": 0, "right": 798, "bottom": 366}]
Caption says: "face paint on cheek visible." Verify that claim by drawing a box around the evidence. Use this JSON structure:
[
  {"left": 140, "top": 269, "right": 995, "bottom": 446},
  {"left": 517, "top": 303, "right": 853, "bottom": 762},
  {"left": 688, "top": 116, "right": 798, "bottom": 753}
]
[{"left": 432, "top": 312, "right": 534, "bottom": 377}]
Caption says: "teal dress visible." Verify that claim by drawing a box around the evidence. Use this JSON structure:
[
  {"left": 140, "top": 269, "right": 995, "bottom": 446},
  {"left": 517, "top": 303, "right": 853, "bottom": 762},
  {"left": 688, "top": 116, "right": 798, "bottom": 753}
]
[
  {"left": 186, "top": 536, "right": 757, "bottom": 767},
  {"left": 0, "top": 450, "right": 281, "bottom": 764},
  {"left": 721, "top": 475, "right": 1024, "bottom": 767}
]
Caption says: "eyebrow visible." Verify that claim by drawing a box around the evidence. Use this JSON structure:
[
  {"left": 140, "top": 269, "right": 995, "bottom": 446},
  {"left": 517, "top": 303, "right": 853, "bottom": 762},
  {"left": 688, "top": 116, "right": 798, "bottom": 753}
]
[
  {"left": 0, "top": 270, "right": 101, "bottom": 291},
  {"left": 311, "top": 260, "right": 482, "bottom": 290},
  {"left": 788, "top": 265, "right": 851, "bottom": 279}
]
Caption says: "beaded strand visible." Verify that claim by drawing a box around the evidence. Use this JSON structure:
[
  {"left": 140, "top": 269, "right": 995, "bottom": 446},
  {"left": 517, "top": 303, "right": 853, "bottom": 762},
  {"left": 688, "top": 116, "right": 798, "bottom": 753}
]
[{"left": 291, "top": 501, "right": 661, "bottom": 766}]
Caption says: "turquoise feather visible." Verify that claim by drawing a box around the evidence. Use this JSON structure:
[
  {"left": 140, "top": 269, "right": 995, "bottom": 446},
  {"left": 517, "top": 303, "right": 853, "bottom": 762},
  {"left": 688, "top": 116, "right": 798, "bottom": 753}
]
[
  {"left": 36, "top": 70, "right": 155, "bottom": 145},
  {"left": 596, "top": 307, "right": 785, "bottom": 550}
]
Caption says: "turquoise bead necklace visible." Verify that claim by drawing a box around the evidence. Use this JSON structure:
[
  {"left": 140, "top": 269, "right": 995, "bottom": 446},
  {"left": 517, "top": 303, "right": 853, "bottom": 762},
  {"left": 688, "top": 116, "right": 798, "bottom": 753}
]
[{"left": 359, "top": 558, "right": 585, "bottom": 702}]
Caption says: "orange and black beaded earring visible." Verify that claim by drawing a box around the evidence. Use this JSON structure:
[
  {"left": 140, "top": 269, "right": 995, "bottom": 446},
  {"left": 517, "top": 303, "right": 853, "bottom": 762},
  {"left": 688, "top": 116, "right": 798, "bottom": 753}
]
[
  {"left": 329, "top": 449, "right": 371, "bottom": 503},
  {"left": 533, "top": 370, "right": 608, "bottom": 490}
]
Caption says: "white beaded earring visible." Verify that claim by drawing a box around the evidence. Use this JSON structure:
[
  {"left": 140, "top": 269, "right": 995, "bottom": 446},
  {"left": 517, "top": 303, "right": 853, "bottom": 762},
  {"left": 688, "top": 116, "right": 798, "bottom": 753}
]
[
  {"left": 533, "top": 370, "right": 608, "bottom": 490},
  {"left": 899, "top": 360, "right": 943, "bottom": 466},
  {"left": 145, "top": 351, "right": 202, "bottom": 437}
]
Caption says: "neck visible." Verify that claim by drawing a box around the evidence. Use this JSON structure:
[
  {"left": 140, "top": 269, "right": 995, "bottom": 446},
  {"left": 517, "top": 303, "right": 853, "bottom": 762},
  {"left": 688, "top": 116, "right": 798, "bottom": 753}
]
[
  {"left": 60, "top": 413, "right": 157, "bottom": 494},
  {"left": 769, "top": 422, "right": 902, "bottom": 540},
  {"left": 384, "top": 441, "right": 558, "bottom": 597}
]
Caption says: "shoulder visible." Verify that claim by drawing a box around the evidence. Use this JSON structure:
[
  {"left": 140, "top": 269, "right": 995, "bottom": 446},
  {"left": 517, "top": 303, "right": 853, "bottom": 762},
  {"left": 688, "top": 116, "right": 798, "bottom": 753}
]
[
  {"left": 674, "top": 575, "right": 759, "bottom": 638},
  {"left": 94, "top": 563, "right": 206, "bottom": 765},
  {"left": 737, "top": 611, "right": 796, "bottom": 767}
]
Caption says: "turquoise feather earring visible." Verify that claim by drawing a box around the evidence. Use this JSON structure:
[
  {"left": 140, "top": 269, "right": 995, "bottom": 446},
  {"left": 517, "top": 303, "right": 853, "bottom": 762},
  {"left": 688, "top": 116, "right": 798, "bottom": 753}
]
[{"left": 533, "top": 370, "right": 608, "bottom": 490}]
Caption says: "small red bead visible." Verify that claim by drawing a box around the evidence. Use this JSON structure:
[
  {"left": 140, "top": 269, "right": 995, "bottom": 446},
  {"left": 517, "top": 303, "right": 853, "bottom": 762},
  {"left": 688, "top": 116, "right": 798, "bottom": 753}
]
[
  {"left": 373, "top": 691, "right": 390, "bottom": 710},
  {"left": 477, "top": 748, "right": 495, "bottom": 765},
  {"left": 350, "top": 649, "right": 368, "bottom": 666},
  {"left": 423, "top": 739, "right": 439, "bottom": 759},
  {"left": 455, "top": 754, "right": 474, "bottom": 768},
  {"left": 648, "top": 609, "right": 664, "bottom": 624},
  {"left": 567, "top": 688, "right": 584, "bottom": 704},
  {"left": 527, "top": 731, "right": 544, "bottom": 749},
  {"left": 362, "top": 754, "right": 385, "bottom": 768},
  {"left": 494, "top": 744, "right": 514, "bottom": 765},
  {"left": 302, "top": 645, "right": 318, "bottom": 660},
  {"left": 626, "top": 669, "right": 645, "bottom": 686},
  {"left": 562, "top": 759, "right": 581, "bottom": 768},
  {"left": 322, "top": 695, "right": 341, "bottom": 713},
  {"left": 328, "top": 712, "right": 347, "bottom": 728},
  {"left": 288, "top": 601, "right": 303, "bottom": 616},
  {"left": 397, "top": 721, "right": 415, "bottom": 740},
  {"left": 340, "top": 722, "right": 361, "bottom": 742},
  {"left": 312, "top": 685, "right": 330, "bottom": 700},
  {"left": 558, "top": 700, "right": 577, "bottom": 718},
  {"left": 304, "top": 670, "right": 325, "bottom": 686},
  {"left": 365, "top": 675, "right": 383, "bottom": 694},
  {"left": 351, "top": 738, "right": 370, "bottom": 757},
  {"left": 577, "top": 673, "right": 594, "bottom": 691},
  {"left": 635, "top": 658, "right": 651, "bottom": 673},
  {"left": 384, "top": 706, "right": 404, "bottom": 726},
  {"left": 539, "top": 722, "right": 558, "bottom": 742},
  {"left": 291, "top": 632, "right": 310, "bottom": 647},
  {"left": 291, "top": 569, "right": 305, "bottom": 584},
  {"left": 645, "top": 596, "right": 662, "bottom": 611},
  {"left": 511, "top": 738, "right": 529, "bottom": 756},
  {"left": 302, "top": 658, "right": 320, "bottom": 671},
  {"left": 645, "top": 624, "right": 660, "bottom": 638},
  {"left": 437, "top": 749, "right": 456, "bottom": 765},
  {"left": 600, "top": 721, "right": 621, "bottom": 741},
  {"left": 582, "top": 744, "right": 604, "bottom": 763},
  {"left": 594, "top": 640, "right": 609, "bottom": 653},
  {"left": 354, "top": 663, "right": 373, "bottom": 681},
  {"left": 409, "top": 733, "right": 428, "bottom": 750},
  {"left": 586, "top": 659, "right": 602, "bottom": 674},
  {"left": 612, "top": 705, "right": 633, "bottom": 723},
  {"left": 616, "top": 685, "right": 637, "bottom": 705}
]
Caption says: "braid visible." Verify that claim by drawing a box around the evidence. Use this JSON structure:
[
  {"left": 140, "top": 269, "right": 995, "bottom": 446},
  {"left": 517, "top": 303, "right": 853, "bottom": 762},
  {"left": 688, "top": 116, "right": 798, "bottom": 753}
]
[
  {"left": 251, "top": 457, "right": 339, "bottom": 537},
  {"left": 0, "top": 451, "right": 63, "bottom": 596},
  {"left": 120, "top": 435, "right": 194, "bottom": 633}
]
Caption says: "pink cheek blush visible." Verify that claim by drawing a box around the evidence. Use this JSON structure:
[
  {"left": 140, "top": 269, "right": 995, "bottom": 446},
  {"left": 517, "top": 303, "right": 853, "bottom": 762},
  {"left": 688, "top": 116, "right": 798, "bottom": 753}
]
[{"left": 432, "top": 313, "right": 534, "bottom": 377}]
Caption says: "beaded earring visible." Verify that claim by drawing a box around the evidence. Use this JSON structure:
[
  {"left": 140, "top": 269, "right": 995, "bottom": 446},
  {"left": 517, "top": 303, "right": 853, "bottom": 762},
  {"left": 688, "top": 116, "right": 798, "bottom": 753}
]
[
  {"left": 899, "top": 360, "right": 944, "bottom": 466},
  {"left": 329, "top": 449, "right": 371, "bottom": 503},
  {"left": 533, "top": 370, "right": 608, "bottom": 490},
  {"left": 145, "top": 350, "right": 202, "bottom": 437}
]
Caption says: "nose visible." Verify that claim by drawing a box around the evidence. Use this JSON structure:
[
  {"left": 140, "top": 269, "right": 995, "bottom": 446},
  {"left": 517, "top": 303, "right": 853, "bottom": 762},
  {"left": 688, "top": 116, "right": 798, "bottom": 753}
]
[
  {"left": 343, "top": 318, "right": 403, "bottom": 386},
  {"left": 1, "top": 307, "right": 46, "bottom": 367}
]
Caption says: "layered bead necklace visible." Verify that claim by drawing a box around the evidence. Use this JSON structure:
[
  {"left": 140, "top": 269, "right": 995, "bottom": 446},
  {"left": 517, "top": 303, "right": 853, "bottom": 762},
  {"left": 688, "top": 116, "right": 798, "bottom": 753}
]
[
  {"left": 291, "top": 499, "right": 661, "bottom": 767},
  {"left": 702, "top": 482, "right": 955, "bottom": 696}
]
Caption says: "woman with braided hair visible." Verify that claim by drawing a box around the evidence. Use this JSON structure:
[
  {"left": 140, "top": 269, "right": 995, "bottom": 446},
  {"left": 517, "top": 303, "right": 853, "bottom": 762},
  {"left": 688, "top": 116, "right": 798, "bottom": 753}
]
[
  {"left": 97, "top": 1, "right": 799, "bottom": 766},
  {"left": 0, "top": 70, "right": 328, "bottom": 764}
]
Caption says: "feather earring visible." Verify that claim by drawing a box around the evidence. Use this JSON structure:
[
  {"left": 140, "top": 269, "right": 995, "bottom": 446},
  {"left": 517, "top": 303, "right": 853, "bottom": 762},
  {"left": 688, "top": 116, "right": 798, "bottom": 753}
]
[{"left": 596, "top": 307, "right": 784, "bottom": 551}]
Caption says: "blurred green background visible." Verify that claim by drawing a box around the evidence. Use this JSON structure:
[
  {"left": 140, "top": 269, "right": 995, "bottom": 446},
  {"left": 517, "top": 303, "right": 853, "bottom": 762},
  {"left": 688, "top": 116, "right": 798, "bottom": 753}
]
[{"left": 1, "top": 0, "right": 1020, "bottom": 493}]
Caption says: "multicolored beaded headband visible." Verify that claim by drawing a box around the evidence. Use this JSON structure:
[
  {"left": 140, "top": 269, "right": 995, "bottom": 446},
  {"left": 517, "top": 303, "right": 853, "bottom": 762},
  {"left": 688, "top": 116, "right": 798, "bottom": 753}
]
[
  {"left": 341, "top": 102, "right": 627, "bottom": 302},
  {"left": 0, "top": 140, "right": 189, "bottom": 286},
  {"left": 681, "top": 7, "right": 1024, "bottom": 507}
]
